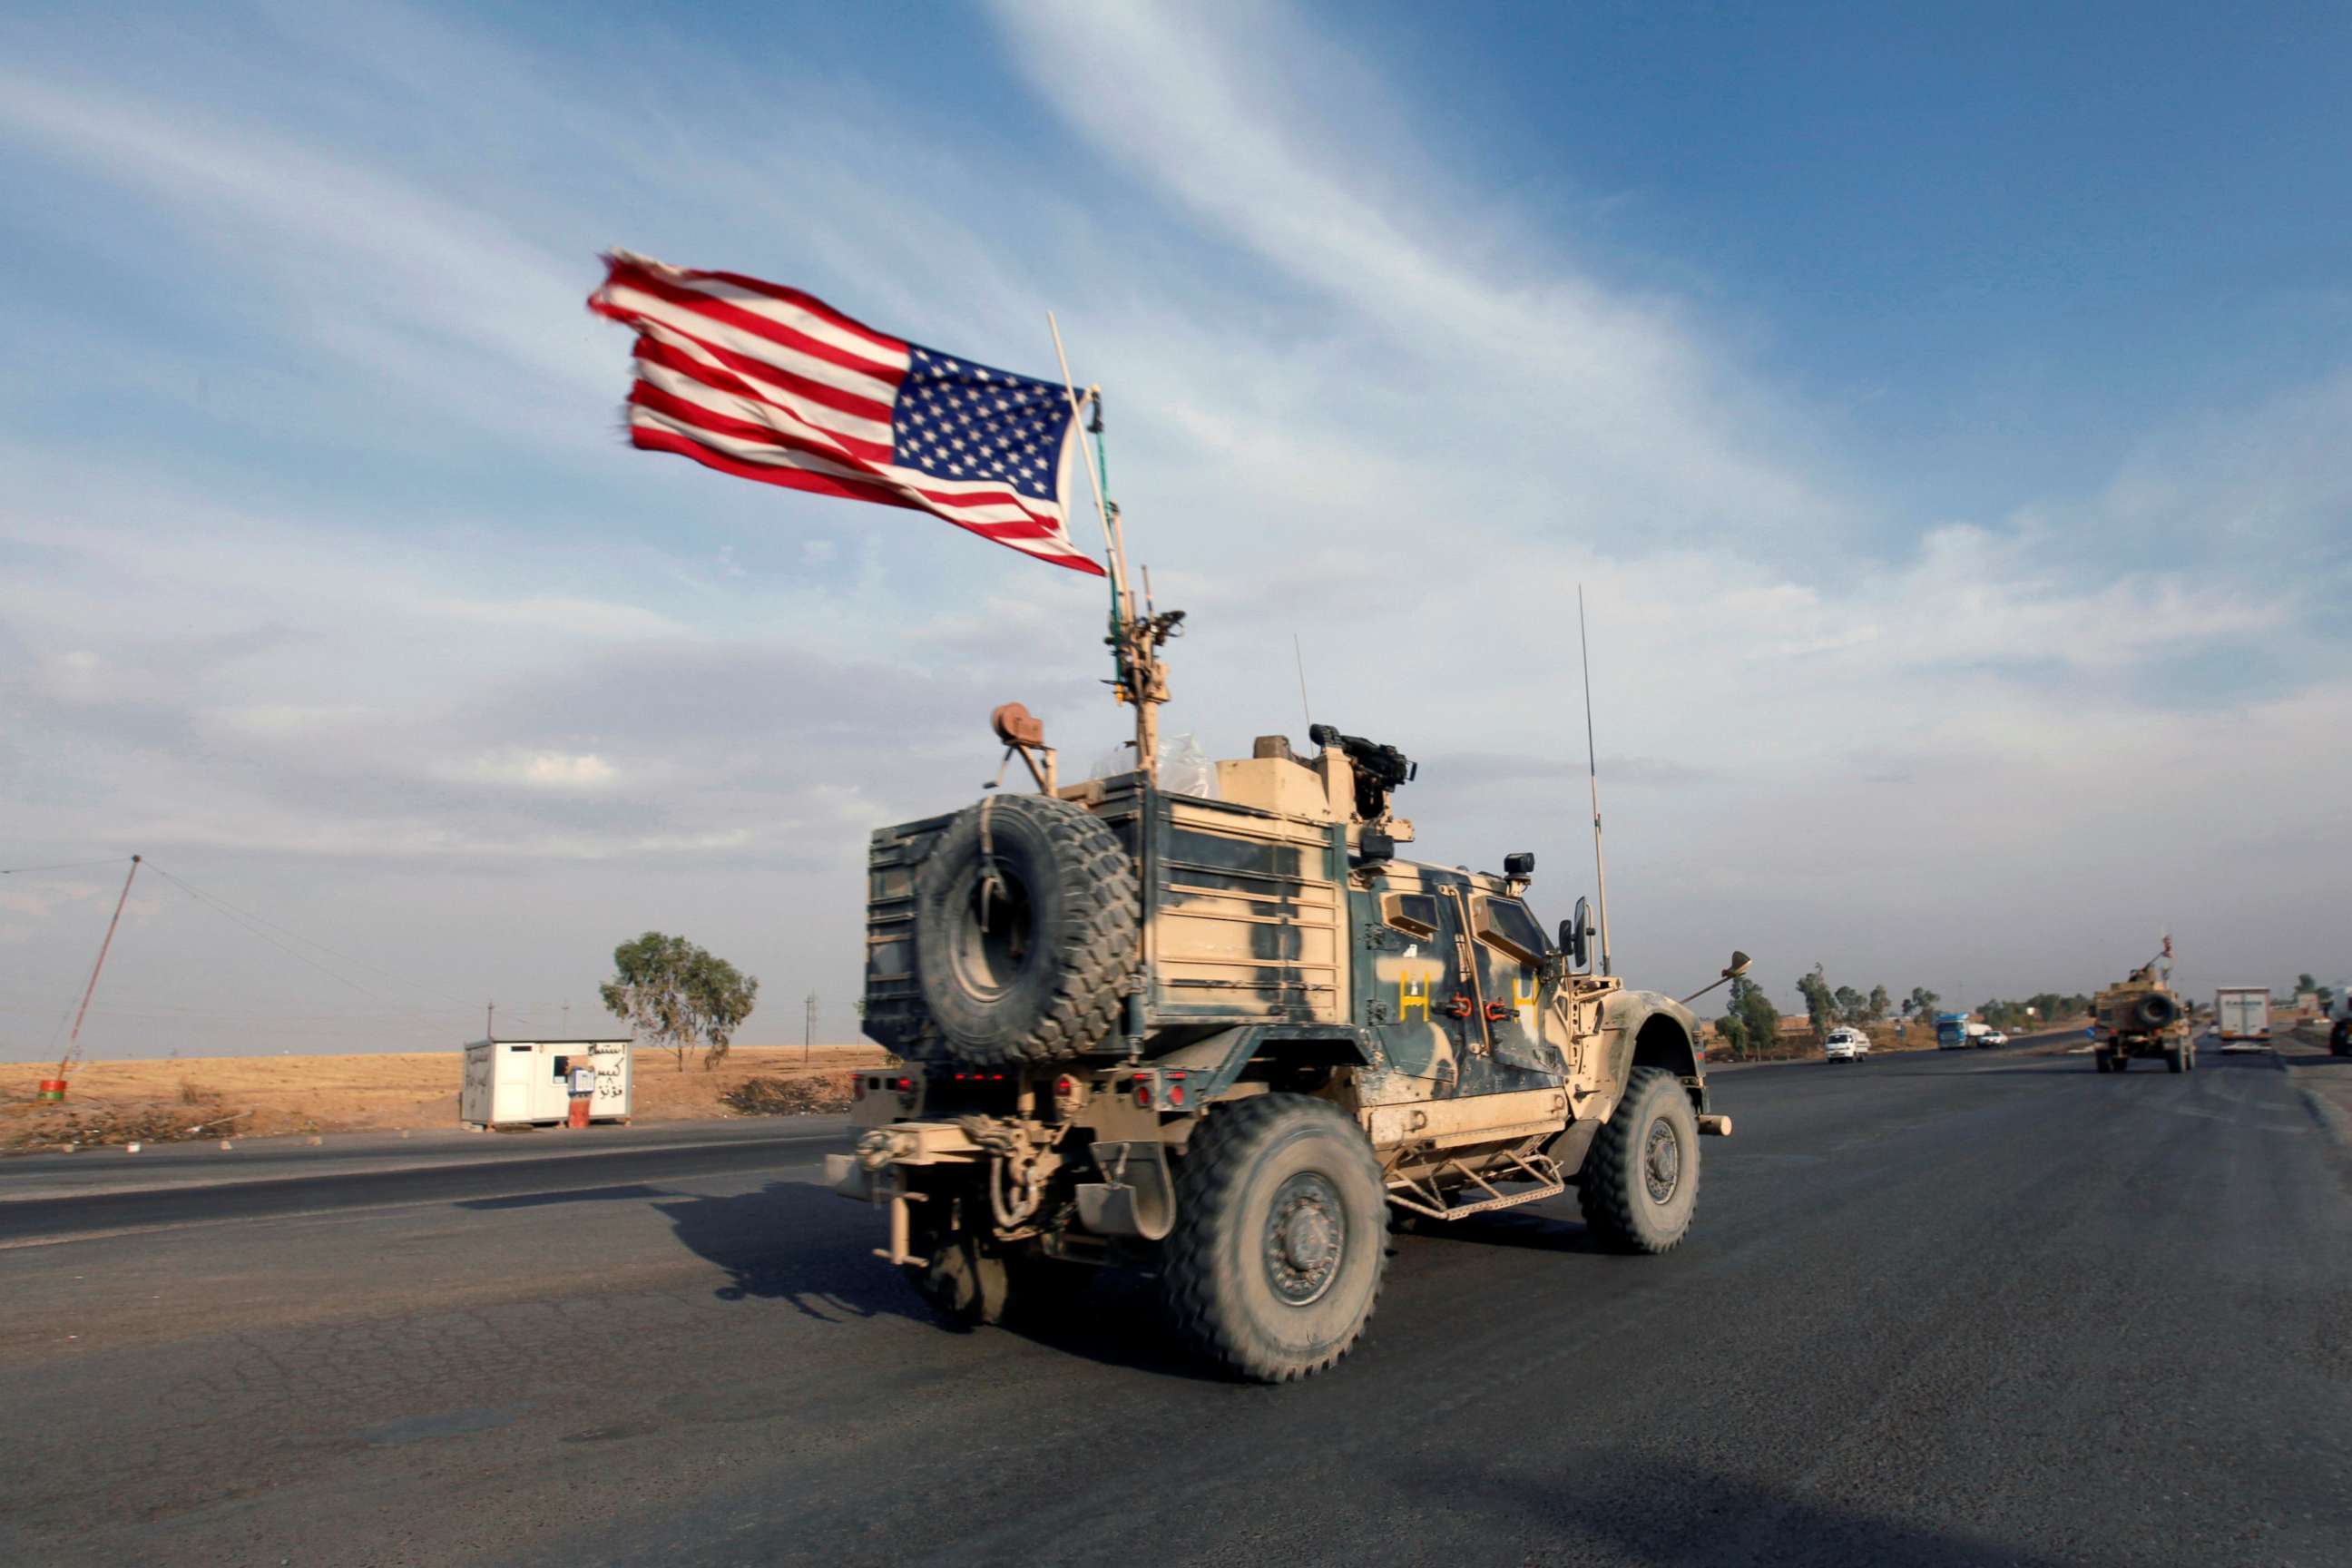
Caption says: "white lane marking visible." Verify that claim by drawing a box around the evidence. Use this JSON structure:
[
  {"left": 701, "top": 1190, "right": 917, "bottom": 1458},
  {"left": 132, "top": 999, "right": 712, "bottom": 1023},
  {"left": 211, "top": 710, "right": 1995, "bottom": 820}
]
[
  {"left": 0, "top": 1127, "right": 849, "bottom": 1205},
  {"left": 0, "top": 1162, "right": 834, "bottom": 1249},
  {"left": 0, "top": 1224, "right": 181, "bottom": 1252}
]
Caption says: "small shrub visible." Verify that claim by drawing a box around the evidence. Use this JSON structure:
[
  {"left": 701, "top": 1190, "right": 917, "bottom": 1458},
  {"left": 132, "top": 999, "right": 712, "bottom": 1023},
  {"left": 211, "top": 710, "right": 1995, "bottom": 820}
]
[{"left": 720, "top": 1074, "right": 853, "bottom": 1116}]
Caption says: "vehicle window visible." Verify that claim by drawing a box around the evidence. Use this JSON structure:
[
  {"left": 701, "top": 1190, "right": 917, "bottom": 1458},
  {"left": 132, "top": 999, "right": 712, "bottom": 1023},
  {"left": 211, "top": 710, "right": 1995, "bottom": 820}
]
[
  {"left": 1474, "top": 897, "right": 1547, "bottom": 965},
  {"left": 1382, "top": 891, "right": 1440, "bottom": 939}
]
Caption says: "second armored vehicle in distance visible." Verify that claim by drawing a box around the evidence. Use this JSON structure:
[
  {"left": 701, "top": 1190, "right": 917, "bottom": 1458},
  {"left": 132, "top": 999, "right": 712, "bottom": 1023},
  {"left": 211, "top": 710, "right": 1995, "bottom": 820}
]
[{"left": 2091, "top": 959, "right": 2194, "bottom": 1073}]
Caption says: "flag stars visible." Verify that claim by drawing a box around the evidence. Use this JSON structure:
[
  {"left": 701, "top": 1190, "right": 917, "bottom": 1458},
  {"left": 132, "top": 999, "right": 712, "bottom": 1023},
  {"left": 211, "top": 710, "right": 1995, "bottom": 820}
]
[{"left": 889, "top": 343, "right": 1068, "bottom": 500}]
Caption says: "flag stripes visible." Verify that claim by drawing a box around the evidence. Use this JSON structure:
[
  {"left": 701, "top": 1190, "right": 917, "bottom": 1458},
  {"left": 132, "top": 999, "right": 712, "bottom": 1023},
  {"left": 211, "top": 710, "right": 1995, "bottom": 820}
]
[{"left": 589, "top": 252, "right": 1102, "bottom": 574}]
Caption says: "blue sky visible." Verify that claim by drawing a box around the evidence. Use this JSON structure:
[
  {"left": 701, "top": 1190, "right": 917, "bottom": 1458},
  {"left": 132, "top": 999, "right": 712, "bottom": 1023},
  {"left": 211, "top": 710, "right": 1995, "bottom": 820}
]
[{"left": 3, "top": 1, "right": 2346, "bottom": 1057}]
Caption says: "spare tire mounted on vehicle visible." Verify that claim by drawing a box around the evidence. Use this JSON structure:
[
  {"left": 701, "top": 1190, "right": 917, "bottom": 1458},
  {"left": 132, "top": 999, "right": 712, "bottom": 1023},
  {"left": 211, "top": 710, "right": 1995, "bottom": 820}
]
[{"left": 911, "top": 792, "right": 1138, "bottom": 1064}]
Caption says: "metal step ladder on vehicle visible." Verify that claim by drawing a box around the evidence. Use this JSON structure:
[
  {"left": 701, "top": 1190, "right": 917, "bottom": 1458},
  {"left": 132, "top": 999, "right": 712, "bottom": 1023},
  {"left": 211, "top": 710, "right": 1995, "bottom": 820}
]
[{"left": 1386, "top": 1147, "right": 1566, "bottom": 1220}]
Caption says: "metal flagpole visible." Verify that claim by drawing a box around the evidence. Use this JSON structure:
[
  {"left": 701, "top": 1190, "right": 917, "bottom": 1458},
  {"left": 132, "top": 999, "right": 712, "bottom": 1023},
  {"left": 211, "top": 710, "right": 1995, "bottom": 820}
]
[
  {"left": 1046, "top": 310, "right": 1164, "bottom": 780},
  {"left": 1047, "top": 312, "right": 1131, "bottom": 624}
]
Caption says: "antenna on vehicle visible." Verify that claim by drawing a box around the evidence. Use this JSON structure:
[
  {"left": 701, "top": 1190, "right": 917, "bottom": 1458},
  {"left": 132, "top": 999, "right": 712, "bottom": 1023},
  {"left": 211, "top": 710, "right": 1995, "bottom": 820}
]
[
  {"left": 1292, "top": 632, "right": 1314, "bottom": 738},
  {"left": 1578, "top": 585, "right": 1612, "bottom": 977}
]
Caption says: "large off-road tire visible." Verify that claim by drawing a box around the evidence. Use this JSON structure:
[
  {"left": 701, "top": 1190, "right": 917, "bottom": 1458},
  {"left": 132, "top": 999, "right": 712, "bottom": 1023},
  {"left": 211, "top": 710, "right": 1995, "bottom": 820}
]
[
  {"left": 1161, "top": 1094, "right": 1387, "bottom": 1383},
  {"left": 2094, "top": 1051, "right": 2112, "bottom": 1073},
  {"left": 2332, "top": 1021, "right": 2350, "bottom": 1057},
  {"left": 910, "top": 793, "right": 1137, "bottom": 1064},
  {"left": 1579, "top": 1066, "right": 1700, "bottom": 1255},
  {"left": 2165, "top": 1042, "right": 2185, "bottom": 1073}
]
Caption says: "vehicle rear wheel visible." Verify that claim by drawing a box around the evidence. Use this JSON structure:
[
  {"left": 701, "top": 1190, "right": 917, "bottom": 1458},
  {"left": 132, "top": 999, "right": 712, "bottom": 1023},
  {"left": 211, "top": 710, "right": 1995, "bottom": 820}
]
[
  {"left": 2165, "top": 1043, "right": 2185, "bottom": 1073},
  {"left": 1579, "top": 1066, "right": 1700, "bottom": 1255},
  {"left": 1161, "top": 1093, "right": 1387, "bottom": 1383},
  {"left": 2332, "top": 1021, "right": 2350, "bottom": 1057},
  {"left": 2094, "top": 1051, "right": 2112, "bottom": 1073}
]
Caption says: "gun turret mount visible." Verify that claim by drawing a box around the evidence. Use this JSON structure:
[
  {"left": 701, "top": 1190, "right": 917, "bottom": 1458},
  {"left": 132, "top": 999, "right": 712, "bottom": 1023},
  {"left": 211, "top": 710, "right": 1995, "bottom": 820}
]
[{"left": 1308, "top": 722, "right": 1416, "bottom": 820}]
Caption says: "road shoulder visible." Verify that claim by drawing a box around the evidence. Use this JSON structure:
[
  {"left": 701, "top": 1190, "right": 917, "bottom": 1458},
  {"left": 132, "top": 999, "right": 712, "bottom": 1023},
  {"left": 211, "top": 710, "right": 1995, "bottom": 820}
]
[{"left": 2274, "top": 1025, "right": 2352, "bottom": 1170}]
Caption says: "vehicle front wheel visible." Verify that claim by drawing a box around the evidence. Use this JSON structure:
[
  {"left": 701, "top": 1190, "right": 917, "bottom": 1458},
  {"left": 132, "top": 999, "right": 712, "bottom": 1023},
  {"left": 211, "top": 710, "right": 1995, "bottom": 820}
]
[
  {"left": 1161, "top": 1093, "right": 1387, "bottom": 1383},
  {"left": 1579, "top": 1066, "right": 1700, "bottom": 1255}
]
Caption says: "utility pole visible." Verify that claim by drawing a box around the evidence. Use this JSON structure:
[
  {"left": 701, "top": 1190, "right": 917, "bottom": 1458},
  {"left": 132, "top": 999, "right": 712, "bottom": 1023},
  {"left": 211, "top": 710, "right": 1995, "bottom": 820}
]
[
  {"left": 48, "top": 855, "right": 143, "bottom": 1097},
  {"left": 803, "top": 991, "right": 817, "bottom": 1065},
  {"left": 485, "top": 1000, "right": 495, "bottom": 1043}
]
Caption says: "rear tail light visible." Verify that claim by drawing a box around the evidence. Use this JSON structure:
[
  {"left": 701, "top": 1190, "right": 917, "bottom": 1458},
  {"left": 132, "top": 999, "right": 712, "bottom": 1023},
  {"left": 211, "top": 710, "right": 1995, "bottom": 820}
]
[{"left": 1133, "top": 1076, "right": 1153, "bottom": 1109}]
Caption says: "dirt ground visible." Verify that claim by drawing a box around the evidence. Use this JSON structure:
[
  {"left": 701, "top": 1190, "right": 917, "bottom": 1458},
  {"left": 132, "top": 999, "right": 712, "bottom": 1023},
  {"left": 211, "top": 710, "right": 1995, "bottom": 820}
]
[{"left": 0, "top": 1044, "right": 888, "bottom": 1152}]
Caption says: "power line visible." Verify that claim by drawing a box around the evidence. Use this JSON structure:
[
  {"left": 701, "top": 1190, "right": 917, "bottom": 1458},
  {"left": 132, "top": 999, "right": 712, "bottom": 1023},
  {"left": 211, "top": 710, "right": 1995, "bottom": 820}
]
[
  {"left": 143, "top": 865, "right": 415, "bottom": 1008},
  {"left": 143, "top": 861, "right": 485, "bottom": 1010},
  {"left": 0, "top": 857, "right": 135, "bottom": 876}
]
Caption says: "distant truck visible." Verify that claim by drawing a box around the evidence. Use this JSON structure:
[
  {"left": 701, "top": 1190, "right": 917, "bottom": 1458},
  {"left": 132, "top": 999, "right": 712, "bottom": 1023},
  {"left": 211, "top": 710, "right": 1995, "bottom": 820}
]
[
  {"left": 2211, "top": 987, "right": 2270, "bottom": 1048},
  {"left": 1934, "top": 1013, "right": 1973, "bottom": 1051}
]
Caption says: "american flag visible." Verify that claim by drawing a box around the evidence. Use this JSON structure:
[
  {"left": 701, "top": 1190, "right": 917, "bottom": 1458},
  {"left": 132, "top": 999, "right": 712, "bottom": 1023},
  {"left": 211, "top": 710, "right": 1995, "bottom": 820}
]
[{"left": 588, "top": 252, "right": 1103, "bottom": 575}]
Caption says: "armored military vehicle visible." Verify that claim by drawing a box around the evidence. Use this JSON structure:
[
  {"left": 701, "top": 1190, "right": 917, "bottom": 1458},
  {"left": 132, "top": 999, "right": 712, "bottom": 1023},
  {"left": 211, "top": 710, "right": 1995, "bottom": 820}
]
[
  {"left": 829, "top": 604, "right": 1732, "bottom": 1381},
  {"left": 2090, "top": 959, "right": 2194, "bottom": 1073}
]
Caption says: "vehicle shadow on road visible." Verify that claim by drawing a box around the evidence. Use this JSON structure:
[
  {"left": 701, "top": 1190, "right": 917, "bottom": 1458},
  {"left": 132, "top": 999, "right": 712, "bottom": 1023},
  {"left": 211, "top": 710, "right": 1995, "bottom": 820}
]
[
  {"left": 1965, "top": 1063, "right": 2103, "bottom": 1075},
  {"left": 645, "top": 1183, "right": 1237, "bottom": 1378},
  {"left": 457, "top": 1183, "right": 670, "bottom": 1210},
  {"left": 652, "top": 1181, "right": 936, "bottom": 1328},
  {"left": 995, "top": 1271, "right": 1234, "bottom": 1383},
  {"left": 1401, "top": 1452, "right": 2102, "bottom": 1568},
  {"left": 1391, "top": 1205, "right": 1607, "bottom": 1255}
]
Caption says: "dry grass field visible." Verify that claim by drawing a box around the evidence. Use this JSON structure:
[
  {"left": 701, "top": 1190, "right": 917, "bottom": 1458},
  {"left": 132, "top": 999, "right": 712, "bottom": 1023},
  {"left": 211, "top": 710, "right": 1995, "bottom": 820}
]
[{"left": 0, "top": 1044, "right": 888, "bottom": 1152}]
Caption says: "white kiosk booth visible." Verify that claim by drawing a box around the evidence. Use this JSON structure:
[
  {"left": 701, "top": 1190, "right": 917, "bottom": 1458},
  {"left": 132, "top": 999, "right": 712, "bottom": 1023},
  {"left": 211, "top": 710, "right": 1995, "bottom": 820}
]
[{"left": 460, "top": 1038, "right": 632, "bottom": 1129}]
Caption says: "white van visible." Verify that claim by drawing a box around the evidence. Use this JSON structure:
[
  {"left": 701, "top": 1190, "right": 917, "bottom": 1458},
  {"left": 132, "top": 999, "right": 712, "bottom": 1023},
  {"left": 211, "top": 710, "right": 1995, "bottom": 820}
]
[{"left": 1823, "top": 1026, "right": 1870, "bottom": 1063}]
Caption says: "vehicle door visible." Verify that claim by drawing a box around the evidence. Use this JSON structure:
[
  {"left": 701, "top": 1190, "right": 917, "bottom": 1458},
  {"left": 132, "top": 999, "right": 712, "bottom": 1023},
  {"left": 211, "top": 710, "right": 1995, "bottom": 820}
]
[
  {"left": 1364, "top": 878, "right": 1478, "bottom": 1096},
  {"left": 1465, "top": 892, "right": 1564, "bottom": 1080},
  {"left": 494, "top": 1043, "right": 538, "bottom": 1123}
]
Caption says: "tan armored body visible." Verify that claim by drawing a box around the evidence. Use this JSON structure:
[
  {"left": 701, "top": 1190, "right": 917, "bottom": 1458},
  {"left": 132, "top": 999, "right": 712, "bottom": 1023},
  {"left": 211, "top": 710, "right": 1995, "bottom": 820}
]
[
  {"left": 831, "top": 607, "right": 1735, "bottom": 1382},
  {"left": 2090, "top": 960, "right": 2194, "bottom": 1073}
]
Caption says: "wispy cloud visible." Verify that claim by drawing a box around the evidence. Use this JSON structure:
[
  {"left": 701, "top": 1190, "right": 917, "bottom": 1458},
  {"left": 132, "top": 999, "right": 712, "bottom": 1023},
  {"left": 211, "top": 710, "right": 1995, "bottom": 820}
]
[{"left": 0, "top": 0, "right": 2343, "bottom": 1055}]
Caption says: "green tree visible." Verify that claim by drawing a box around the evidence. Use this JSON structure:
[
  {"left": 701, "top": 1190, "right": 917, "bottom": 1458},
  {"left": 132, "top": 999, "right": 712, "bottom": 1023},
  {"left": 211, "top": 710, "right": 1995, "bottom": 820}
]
[
  {"left": 1720, "top": 974, "right": 1779, "bottom": 1061},
  {"left": 600, "top": 931, "right": 760, "bottom": 1072},
  {"left": 1796, "top": 965, "right": 1838, "bottom": 1042},
  {"left": 1866, "top": 985, "right": 1890, "bottom": 1023},
  {"left": 1906, "top": 986, "right": 1941, "bottom": 1018},
  {"left": 1714, "top": 1010, "right": 1747, "bottom": 1058},
  {"left": 1832, "top": 984, "right": 1867, "bottom": 1024}
]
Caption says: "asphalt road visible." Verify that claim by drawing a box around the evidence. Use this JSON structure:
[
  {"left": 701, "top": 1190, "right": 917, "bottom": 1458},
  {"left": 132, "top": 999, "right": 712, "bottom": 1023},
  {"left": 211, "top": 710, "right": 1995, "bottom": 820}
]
[{"left": 4, "top": 1044, "right": 2347, "bottom": 1568}]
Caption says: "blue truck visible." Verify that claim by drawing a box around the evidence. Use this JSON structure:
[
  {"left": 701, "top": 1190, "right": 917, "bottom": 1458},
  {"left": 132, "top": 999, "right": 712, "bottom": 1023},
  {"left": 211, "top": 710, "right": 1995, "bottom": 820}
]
[{"left": 1934, "top": 1012, "right": 1975, "bottom": 1051}]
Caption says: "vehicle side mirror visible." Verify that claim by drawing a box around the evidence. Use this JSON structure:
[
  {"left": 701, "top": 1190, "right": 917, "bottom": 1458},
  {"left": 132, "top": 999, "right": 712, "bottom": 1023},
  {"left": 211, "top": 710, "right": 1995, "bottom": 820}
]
[{"left": 1558, "top": 897, "right": 1592, "bottom": 971}]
